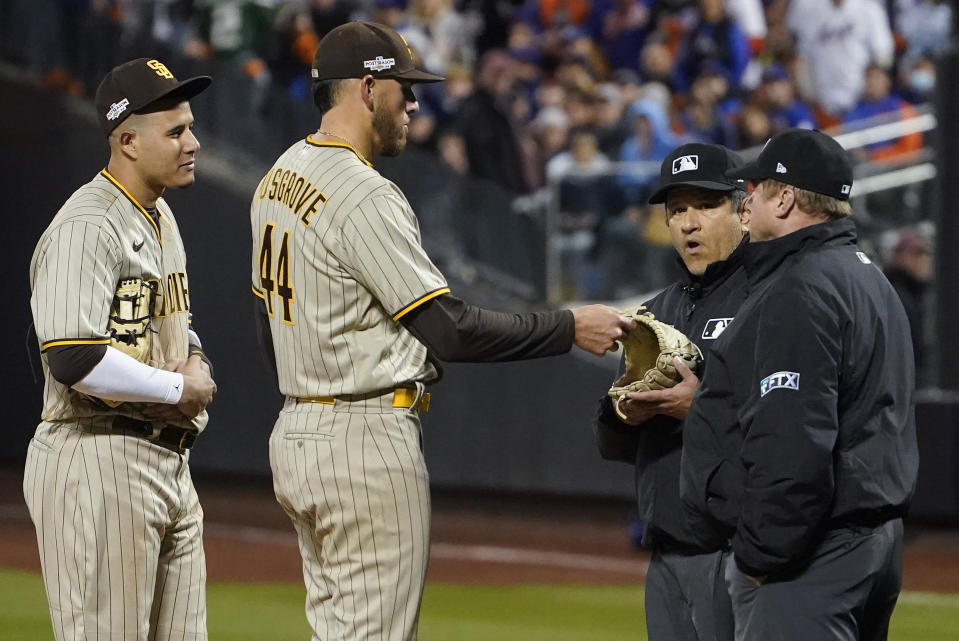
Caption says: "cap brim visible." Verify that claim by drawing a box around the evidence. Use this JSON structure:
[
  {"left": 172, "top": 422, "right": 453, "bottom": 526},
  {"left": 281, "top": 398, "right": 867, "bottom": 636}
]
[
  {"left": 648, "top": 180, "right": 740, "bottom": 204},
  {"left": 391, "top": 69, "right": 445, "bottom": 83},
  {"left": 137, "top": 76, "right": 212, "bottom": 113}
]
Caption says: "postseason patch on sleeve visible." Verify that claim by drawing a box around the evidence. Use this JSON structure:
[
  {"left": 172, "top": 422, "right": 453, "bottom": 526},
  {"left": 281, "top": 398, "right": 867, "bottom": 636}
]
[{"left": 760, "top": 371, "right": 800, "bottom": 397}]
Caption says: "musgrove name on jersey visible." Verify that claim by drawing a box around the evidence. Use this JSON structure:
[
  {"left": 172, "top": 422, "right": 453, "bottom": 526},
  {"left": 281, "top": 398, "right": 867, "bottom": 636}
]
[{"left": 256, "top": 166, "right": 328, "bottom": 227}]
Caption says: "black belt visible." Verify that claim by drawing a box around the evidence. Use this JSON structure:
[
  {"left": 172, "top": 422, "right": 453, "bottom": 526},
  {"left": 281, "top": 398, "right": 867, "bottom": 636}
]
[
  {"left": 112, "top": 415, "right": 197, "bottom": 454},
  {"left": 647, "top": 529, "right": 730, "bottom": 556},
  {"left": 828, "top": 507, "right": 901, "bottom": 531}
]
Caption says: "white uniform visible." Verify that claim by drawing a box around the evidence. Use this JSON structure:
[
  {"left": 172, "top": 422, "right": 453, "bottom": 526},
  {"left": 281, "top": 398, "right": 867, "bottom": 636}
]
[
  {"left": 788, "top": 0, "right": 895, "bottom": 114},
  {"left": 25, "top": 170, "right": 208, "bottom": 641},
  {"left": 250, "top": 137, "right": 448, "bottom": 641}
]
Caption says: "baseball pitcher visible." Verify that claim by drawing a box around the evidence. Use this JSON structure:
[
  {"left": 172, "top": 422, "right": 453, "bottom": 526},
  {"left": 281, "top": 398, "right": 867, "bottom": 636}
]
[{"left": 251, "top": 21, "right": 634, "bottom": 641}]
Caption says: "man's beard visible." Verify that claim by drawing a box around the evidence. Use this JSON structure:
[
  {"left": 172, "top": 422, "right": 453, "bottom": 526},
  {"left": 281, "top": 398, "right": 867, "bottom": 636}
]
[{"left": 373, "top": 105, "right": 407, "bottom": 157}]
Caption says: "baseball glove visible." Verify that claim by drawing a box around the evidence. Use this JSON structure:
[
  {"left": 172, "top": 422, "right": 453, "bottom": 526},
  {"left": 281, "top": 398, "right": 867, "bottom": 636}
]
[
  {"left": 107, "top": 278, "right": 157, "bottom": 363},
  {"left": 96, "top": 278, "right": 158, "bottom": 408},
  {"left": 608, "top": 307, "right": 703, "bottom": 420}
]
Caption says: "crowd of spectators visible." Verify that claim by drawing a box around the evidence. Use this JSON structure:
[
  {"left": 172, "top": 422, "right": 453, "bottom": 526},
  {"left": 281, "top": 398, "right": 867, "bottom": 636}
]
[
  {"left": 15, "top": 1, "right": 951, "bottom": 180},
  {"left": 4, "top": 0, "right": 950, "bottom": 299}
]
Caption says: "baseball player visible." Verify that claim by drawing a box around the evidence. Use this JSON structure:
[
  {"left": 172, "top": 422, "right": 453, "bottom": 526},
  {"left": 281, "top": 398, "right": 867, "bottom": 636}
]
[
  {"left": 680, "top": 129, "right": 918, "bottom": 640},
  {"left": 595, "top": 143, "right": 749, "bottom": 641},
  {"left": 250, "top": 21, "right": 633, "bottom": 641},
  {"left": 24, "top": 58, "right": 217, "bottom": 641}
]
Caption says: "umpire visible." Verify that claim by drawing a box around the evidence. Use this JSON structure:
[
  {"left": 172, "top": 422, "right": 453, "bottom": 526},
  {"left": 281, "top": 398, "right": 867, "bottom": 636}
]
[
  {"left": 595, "top": 143, "right": 749, "bottom": 641},
  {"left": 680, "top": 128, "right": 918, "bottom": 641}
]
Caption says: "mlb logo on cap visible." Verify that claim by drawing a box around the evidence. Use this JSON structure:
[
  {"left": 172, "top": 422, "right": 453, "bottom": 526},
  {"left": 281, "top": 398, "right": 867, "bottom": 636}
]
[
  {"left": 672, "top": 155, "right": 699, "bottom": 174},
  {"left": 648, "top": 143, "right": 747, "bottom": 204}
]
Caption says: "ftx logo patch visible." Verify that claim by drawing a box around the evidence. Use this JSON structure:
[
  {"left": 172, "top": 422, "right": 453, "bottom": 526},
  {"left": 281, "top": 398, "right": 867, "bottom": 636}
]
[
  {"left": 702, "top": 318, "right": 733, "bottom": 339},
  {"left": 364, "top": 56, "right": 396, "bottom": 72},
  {"left": 760, "top": 371, "right": 800, "bottom": 397},
  {"left": 106, "top": 98, "right": 129, "bottom": 121},
  {"left": 672, "top": 155, "right": 698, "bottom": 174}
]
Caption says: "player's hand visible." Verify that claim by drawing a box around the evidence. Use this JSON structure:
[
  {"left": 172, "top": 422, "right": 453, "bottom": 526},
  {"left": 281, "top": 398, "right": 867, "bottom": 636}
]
[
  {"left": 142, "top": 356, "right": 216, "bottom": 420},
  {"left": 615, "top": 357, "right": 700, "bottom": 425},
  {"left": 160, "top": 358, "right": 187, "bottom": 373},
  {"left": 572, "top": 305, "right": 636, "bottom": 356},
  {"left": 163, "top": 356, "right": 211, "bottom": 377},
  {"left": 141, "top": 358, "right": 188, "bottom": 420},
  {"left": 177, "top": 355, "right": 217, "bottom": 419}
]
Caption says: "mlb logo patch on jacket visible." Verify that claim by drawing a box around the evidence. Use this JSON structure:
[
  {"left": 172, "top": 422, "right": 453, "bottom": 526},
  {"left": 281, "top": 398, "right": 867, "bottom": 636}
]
[{"left": 702, "top": 318, "right": 733, "bottom": 339}]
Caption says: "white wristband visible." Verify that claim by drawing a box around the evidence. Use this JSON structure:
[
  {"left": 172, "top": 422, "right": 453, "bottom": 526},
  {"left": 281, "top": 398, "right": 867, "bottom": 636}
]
[{"left": 72, "top": 346, "right": 184, "bottom": 404}]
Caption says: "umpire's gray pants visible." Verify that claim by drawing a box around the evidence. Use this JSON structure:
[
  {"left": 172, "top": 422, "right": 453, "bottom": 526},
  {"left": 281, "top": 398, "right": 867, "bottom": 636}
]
[
  {"left": 728, "top": 519, "right": 904, "bottom": 641},
  {"left": 645, "top": 549, "right": 734, "bottom": 641}
]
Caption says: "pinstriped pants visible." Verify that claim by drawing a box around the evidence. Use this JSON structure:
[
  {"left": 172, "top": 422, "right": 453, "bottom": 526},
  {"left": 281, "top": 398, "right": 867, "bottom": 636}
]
[
  {"left": 270, "top": 395, "right": 431, "bottom": 641},
  {"left": 23, "top": 420, "right": 207, "bottom": 641}
]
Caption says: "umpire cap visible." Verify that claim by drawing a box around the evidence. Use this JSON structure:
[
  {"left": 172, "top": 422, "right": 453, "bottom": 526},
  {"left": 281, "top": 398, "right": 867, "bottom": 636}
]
[
  {"left": 648, "top": 143, "right": 747, "bottom": 204},
  {"left": 727, "top": 128, "right": 854, "bottom": 200},
  {"left": 95, "top": 58, "right": 211, "bottom": 135},
  {"left": 311, "top": 22, "right": 444, "bottom": 84}
]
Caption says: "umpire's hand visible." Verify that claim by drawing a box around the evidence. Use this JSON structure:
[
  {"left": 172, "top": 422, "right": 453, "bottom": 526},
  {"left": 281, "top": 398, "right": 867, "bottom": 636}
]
[
  {"left": 571, "top": 305, "right": 636, "bottom": 356},
  {"left": 614, "top": 357, "right": 700, "bottom": 425}
]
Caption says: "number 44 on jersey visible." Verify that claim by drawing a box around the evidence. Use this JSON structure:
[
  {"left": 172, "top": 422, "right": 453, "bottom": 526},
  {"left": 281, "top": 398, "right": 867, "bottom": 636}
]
[{"left": 258, "top": 222, "right": 295, "bottom": 325}]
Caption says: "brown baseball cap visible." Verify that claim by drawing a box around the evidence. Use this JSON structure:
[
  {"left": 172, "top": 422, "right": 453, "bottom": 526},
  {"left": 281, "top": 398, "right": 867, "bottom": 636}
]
[
  {"left": 94, "top": 58, "right": 211, "bottom": 135},
  {"left": 311, "top": 22, "right": 444, "bottom": 84}
]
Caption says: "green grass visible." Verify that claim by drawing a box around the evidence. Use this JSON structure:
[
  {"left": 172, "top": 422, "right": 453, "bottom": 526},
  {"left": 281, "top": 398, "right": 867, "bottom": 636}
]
[
  {"left": 420, "top": 584, "right": 644, "bottom": 641},
  {"left": 2, "top": 569, "right": 958, "bottom": 640}
]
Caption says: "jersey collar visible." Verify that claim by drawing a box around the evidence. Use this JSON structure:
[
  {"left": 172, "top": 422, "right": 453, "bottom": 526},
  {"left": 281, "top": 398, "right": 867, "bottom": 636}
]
[
  {"left": 100, "top": 169, "right": 162, "bottom": 243},
  {"left": 743, "top": 218, "right": 857, "bottom": 288},
  {"left": 305, "top": 135, "right": 374, "bottom": 167}
]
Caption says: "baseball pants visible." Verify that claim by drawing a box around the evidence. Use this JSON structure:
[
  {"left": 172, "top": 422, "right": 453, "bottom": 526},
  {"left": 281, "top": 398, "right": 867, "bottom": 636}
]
[
  {"left": 645, "top": 548, "right": 734, "bottom": 641},
  {"left": 727, "top": 519, "right": 903, "bottom": 641},
  {"left": 270, "top": 392, "right": 431, "bottom": 641},
  {"left": 23, "top": 420, "right": 207, "bottom": 641}
]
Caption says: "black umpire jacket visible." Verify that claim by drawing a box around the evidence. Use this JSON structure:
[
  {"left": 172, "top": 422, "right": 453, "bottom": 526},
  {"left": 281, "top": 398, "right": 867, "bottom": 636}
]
[
  {"left": 680, "top": 219, "right": 919, "bottom": 578},
  {"left": 594, "top": 237, "right": 749, "bottom": 553}
]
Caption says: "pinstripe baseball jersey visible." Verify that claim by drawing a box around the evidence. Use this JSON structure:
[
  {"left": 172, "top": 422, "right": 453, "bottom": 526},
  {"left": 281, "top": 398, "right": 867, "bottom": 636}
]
[
  {"left": 250, "top": 137, "right": 448, "bottom": 397},
  {"left": 29, "top": 170, "right": 207, "bottom": 432}
]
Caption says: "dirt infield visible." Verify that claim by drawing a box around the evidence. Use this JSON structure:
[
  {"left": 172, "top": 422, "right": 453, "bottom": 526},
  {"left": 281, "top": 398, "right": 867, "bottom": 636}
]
[{"left": 2, "top": 466, "right": 958, "bottom": 592}]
